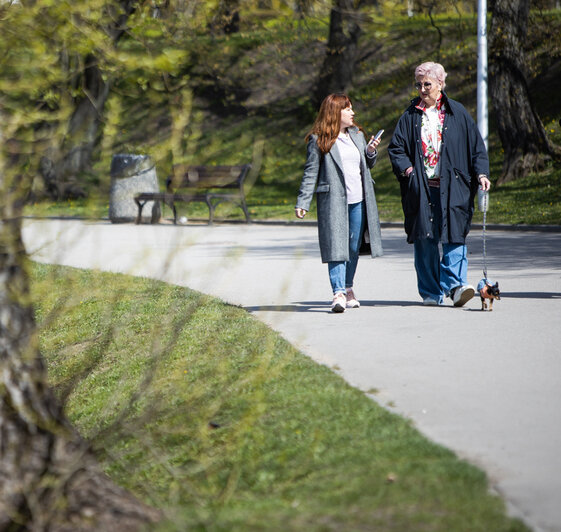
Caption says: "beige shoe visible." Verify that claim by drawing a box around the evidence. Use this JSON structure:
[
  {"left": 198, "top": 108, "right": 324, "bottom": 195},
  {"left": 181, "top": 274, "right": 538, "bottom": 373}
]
[
  {"left": 345, "top": 288, "right": 360, "bottom": 308},
  {"left": 452, "top": 285, "right": 475, "bottom": 307},
  {"left": 331, "top": 292, "right": 346, "bottom": 313}
]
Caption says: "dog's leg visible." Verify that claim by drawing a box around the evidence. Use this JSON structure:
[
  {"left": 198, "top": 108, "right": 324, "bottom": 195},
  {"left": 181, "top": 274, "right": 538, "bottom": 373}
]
[
  {"left": 489, "top": 298, "right": 493, "bottom": 311},
  {"left": 481, "top": 296, "right": 486, "bottom": 311}
]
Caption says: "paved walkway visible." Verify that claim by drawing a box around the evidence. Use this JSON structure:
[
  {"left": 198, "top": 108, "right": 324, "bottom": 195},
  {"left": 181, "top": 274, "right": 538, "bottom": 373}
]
[{"left": 23, "top": 219, "right": 561, "bottom": 532}]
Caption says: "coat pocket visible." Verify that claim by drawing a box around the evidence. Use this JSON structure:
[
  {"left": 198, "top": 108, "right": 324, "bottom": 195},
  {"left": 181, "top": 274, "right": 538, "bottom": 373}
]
[
  {"left": 450, "top": 169, "right": 473, "bottom": 225},
  {"left": 401, "top": 171, "right": 419, "bottom": 216},
  {"left": 453, "top": 168, "right": 472, "bottom": 191},
  {"left": 316, "top": 184, "right": 330, "bottom": 193}
]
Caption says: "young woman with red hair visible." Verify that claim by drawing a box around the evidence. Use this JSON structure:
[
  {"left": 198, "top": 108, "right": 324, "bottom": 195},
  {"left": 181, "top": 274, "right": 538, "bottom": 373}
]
[{"left": 295, "top": 93, "right": 384, "bottom": 312}]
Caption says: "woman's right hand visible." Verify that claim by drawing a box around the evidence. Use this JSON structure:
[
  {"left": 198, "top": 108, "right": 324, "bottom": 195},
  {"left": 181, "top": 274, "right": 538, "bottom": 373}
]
[{"left": 295, "top": 207, "right": 307, "bottom": 219}]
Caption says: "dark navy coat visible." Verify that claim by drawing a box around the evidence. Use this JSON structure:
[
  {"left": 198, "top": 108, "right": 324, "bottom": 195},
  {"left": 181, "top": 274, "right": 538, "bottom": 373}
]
[{"left": 388, "top": 93, "right": 489, "bottom": 244}]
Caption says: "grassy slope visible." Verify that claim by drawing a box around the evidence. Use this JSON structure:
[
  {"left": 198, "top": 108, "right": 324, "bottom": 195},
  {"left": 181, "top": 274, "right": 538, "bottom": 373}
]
[
  {"left": 24, "top": 10, "right": 561, "bottom": 225},
  {"left": 33, "top": 262, "right": 529, "bottom": 531}
]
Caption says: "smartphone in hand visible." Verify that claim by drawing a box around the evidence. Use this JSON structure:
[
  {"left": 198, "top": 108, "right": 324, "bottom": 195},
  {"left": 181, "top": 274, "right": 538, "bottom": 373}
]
[{"left": 368, "top": 129, "right": 384, "bottom": 148}]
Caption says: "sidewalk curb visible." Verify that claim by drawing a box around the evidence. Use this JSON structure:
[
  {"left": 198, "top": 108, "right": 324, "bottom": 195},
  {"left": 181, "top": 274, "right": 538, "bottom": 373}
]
[
  {"left": 23, "top": 215, "right": 561, "bottom": 233},
  {"left": 257, "top": 220, "right": 561, "bottom": 233}
]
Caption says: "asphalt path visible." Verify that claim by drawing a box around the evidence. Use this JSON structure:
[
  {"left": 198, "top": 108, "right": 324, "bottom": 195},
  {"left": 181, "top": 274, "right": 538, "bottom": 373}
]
[{"left": 23, "top": 218, "right": 561, "bottom": 532}]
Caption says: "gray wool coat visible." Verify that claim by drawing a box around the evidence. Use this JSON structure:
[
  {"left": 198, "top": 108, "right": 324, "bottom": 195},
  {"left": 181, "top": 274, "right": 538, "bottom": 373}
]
[{"left": 296, "top": 126, "right": 383, "bottom": 263}]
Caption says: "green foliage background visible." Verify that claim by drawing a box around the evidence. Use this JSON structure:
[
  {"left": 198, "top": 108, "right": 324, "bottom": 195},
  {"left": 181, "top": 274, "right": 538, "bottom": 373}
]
[{"left": 1, "top": 1, "right": 560, "bottom": 224}]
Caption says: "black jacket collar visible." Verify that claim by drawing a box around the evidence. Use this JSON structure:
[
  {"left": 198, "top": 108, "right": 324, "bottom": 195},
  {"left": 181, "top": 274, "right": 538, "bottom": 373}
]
[{"left": 410, "top": 91, "right": 454, "bottom": 114}]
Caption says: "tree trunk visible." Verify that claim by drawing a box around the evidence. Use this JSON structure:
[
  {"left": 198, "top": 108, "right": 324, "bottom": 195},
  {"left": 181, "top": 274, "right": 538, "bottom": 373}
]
[
  {"left": 312, "top": 0, "right": 363, "bottom": 108},
  {"left": 489, "top": 0, "right": 559, "bottom": 184},
  {"left": 1, "top": 143, "right": 160, "bottom": 529},
  {"left": 209, "top": 0, "right": 241, "bottom": 34},
  {"left": 40, "top": 54, "right": 109, "bottom": 200},
  {"left": 39, "top": 1, "right": 136, "bottom": 200}
]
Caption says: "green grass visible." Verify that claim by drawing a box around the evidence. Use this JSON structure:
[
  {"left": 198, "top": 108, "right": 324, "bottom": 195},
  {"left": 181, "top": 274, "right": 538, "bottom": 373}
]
[
  {"left": 473, "top": 164, "right": 561, "bottom": 226},
  {"left": 25, "top": 157, "right": 561, "bottom": 226},
  {"left": 32, "top": 262, "right": 529, "bottom": 531}
]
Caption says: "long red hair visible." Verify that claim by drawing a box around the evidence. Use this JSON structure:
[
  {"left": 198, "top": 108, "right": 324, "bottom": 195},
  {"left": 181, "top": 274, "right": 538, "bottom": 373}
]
[{"left": 306, "top": 93, "right": 358, "bottom": 154}]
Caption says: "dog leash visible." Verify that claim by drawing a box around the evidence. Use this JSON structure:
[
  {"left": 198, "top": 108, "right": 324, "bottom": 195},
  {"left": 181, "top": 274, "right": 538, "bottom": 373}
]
[{"left": 479, "top": 188, "right": 489, "bottom": 279}]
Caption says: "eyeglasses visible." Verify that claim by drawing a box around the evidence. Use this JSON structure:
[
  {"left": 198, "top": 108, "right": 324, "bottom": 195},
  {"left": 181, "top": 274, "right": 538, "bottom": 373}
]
[{"left": 415, "top": 82, "right": 432, "bottom": 90}]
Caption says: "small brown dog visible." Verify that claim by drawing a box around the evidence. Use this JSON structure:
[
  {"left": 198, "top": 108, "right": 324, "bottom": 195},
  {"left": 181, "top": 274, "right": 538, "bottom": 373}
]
[{"left": 477, "top": 279, "right": 501, "bottom": 311}]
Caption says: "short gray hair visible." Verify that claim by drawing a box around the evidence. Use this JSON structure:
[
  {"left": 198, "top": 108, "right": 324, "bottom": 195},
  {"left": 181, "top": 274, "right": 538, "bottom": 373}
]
[{"left": 415, "top": 62, "right": 447, "bottom": 89}]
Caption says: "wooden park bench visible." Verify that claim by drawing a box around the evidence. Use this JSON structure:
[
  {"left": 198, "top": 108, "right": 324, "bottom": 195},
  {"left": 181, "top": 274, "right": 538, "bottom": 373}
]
[{"left": 134, "top": 164, "right": 252, "bottom": 225}]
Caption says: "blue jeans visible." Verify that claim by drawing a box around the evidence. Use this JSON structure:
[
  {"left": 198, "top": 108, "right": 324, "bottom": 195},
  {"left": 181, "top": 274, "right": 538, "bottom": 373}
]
[
  {"left": 328, "top": 201, "right": 365, "bottom": 294},
  {"left": 413, "top": 187, "right": 468, "bottom": 303}
]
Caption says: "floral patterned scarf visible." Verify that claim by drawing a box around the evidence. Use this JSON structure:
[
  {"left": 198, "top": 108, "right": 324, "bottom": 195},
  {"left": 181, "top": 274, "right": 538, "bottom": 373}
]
[{"left": 415, "top": 95, "right": 446, "bottom": 180}]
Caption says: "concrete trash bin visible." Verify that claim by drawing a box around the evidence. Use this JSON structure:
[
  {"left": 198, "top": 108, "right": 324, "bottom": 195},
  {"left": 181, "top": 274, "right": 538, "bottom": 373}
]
[{"left": 109, "top": 154, "right": 161, "bottom": 223}]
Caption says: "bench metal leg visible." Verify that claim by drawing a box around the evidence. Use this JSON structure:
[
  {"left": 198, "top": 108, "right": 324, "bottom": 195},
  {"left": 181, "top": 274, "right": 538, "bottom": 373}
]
[
  {"left": 135, "top": 198, "right": 161, "bottom": 224},
  {"left": 150, "top": 200, "right": 161, "bottom": 224},
  {"left": 134, "top": 199, "right": 145, "bottom": 224},
  {"left": 241, "top": 198, "right": 251, "bottom": 223},
  {"left": 205, "top": 197, "right": 215, "bottom": 225}
]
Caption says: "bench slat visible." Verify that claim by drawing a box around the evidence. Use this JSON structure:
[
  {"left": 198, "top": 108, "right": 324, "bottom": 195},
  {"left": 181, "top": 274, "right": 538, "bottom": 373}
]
[{"left": 168, "top": 165, "right": 249, "bottom": 189}]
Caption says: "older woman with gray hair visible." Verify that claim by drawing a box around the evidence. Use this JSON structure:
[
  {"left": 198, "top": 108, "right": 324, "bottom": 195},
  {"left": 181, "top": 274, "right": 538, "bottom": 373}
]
[{"left": 388, "top": 62, "right": 491, "bottom": 307}]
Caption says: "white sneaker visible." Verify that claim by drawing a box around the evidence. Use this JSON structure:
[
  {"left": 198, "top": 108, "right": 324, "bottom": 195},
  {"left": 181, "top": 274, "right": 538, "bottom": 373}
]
[
  {"left": 452, "top": 285, "right": 475, "bottom": 307},
  {"left": 423, "top": 297, "right": 439, "bottom": 306},
  {"left": 345, "top": 288, "right": 360, "bottom": 308},
  {"left": 331, "top": 292, "right": 346, "bottom": 313}
]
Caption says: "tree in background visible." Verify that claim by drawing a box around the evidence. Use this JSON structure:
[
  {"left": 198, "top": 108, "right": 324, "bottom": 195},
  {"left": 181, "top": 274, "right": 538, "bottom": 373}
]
[
  {"left": 209, "top": 0, "right": 241, "bottom": 33},
  {"left": 36, "top": 1, "right": 138, "bottom": 200},
  {"left": 489, "top": 0, "right": 561, "bottom": 183},
  {"left": 2, "top": 0, "right": 198, "bottom": 201},
  {"left": 312, "top": 0, "right": 364, "bottom": 107}
]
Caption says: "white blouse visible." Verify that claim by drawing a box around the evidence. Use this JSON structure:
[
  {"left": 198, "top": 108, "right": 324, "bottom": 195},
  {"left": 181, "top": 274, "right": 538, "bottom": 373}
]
[{"left": 336, "top": 133, "right": 363, "bottom": 204}]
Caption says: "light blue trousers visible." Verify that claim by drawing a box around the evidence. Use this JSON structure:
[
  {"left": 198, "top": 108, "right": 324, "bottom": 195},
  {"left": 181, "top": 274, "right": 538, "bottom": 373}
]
[
  {"left": 414, "top": 187, "right": 468, "bottom": 303},
  {"left": 328, "top": 201, "right": 365, "bottom": 294}
]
